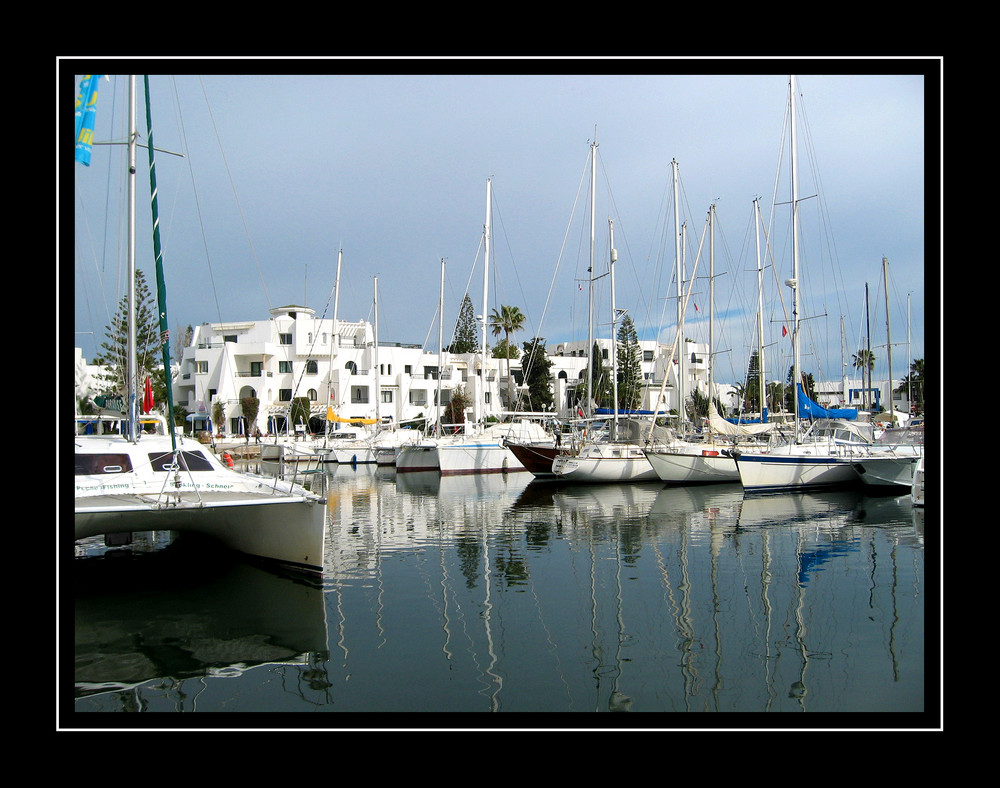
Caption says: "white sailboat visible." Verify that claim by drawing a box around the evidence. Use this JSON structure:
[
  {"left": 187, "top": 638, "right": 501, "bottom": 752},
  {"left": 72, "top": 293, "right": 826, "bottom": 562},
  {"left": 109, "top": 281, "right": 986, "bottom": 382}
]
[
  {"left": 645, "top": 201, "right": 775, "bottom": 484},
  {"left": 734, "top": 75, "right": 869, "bottom": 494},
  {"left": 73, "top": 75, "right": 327, "bottom": 571},
  {"left": 395, "top": 180, "right": 549, "bottom": 475},
  {"left": 551, "top": 140, "right": 660, "bottom": 484}
]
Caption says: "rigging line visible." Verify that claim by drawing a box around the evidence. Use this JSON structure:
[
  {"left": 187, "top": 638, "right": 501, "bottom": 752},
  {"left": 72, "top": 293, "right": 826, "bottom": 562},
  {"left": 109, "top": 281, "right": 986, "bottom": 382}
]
[
  {"left": 196, "top": 75, "right": 273, "bottom": 315},
  {"left": 168, "top": 76, "right": 224, "bottom": 326}
]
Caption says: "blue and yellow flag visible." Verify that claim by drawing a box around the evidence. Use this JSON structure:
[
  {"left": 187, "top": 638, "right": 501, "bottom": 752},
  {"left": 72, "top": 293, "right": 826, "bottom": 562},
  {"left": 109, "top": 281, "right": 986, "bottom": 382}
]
[{"left": 74, "top": 74, "right": 103, "bottom": 166}]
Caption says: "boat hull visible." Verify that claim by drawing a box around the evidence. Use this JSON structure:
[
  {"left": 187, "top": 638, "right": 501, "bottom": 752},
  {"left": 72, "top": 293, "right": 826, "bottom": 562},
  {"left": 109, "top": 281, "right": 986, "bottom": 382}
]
[
  {"left": 735, "top": 452, "right": 859, "bottom": 492},
  {"left": 74, "top": 434, "right": 327, "bottom": 571},
  {"left": 552, "top": 443, "right": 657, "bottom": 483},
  {"left": 75, "top": 493, "right": 327, "bottom": 571},
  {"left": 437, "top": 441, "right": 526, "bottom": 475},
  {"left": 644, "top": 446, "right": 739, "bottom": 484},
  {"left": 853, "top": 454, "right": 920, "bottom": 488},
  {"left": 502, "top": 441, "right": 559, "bottom": 478}
]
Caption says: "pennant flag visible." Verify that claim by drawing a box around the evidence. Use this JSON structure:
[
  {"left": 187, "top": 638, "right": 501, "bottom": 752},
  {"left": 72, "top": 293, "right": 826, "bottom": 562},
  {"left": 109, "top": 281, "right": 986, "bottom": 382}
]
[
  {"left": 694, "top": 303, "right": 699, "bottom": 312},
  {"left": 142, "top": 376, "right": 155, "bottom": 414},
  {"left": 782, "top": 325, "right": 788, "bottom": 337},
  {"left": 74, "top": 75, "right": 103, "bottom": 166}
]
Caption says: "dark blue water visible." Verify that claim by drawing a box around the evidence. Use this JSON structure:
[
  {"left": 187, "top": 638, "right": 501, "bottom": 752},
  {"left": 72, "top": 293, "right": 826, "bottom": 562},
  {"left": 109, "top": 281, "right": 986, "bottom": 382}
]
[{"left": 66, "top": 465, "right": 934, "bottom": 726}]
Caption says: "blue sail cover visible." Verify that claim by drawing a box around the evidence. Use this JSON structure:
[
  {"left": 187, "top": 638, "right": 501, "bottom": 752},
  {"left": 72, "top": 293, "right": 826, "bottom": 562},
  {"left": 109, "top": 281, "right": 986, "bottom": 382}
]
[{"left": 797, "top": 383, "right": 858, "bottom": 420}]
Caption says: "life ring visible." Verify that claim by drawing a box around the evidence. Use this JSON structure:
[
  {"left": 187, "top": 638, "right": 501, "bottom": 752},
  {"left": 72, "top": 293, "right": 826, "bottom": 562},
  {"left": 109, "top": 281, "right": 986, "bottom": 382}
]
[{"left": 222, "top": 451, "right": 234, "bottom": 469}]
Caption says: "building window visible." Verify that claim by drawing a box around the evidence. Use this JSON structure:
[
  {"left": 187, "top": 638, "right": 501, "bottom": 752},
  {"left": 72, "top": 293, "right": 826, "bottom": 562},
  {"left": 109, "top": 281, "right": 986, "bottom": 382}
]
[
  {"left": 250, "top": 361, "right": 262, "bottom": 377},
  {"left": 279, "top": 361, "right": 292, "bottom": 373},
  {"left": 351, "top": 386, "right": 369, "bottom": 404},
  {"left": 381, "top": 390, "right": 393, "bottom": 404},
  {"left": 404, "top": 365, "right": 412, "bottom": 375},
  {"left": 308, "top": 388, "right": 318, "bottom": 401},
  {"left": 279, "top": 333, "right": 292, "bottom": 345},
  {"left": 279, "top": 389, "right": 292, "bottom": 402},
  {"left": 345, "top": 361, "right": 358, "bottom": 375},
  {"left": 643, "top": 350, "right": 654, "bottom": 362},
  {"left": 224, "top": 334, "right": 237, "bottom": 343},
  {"left": 197, "top": 361, "right": 208, "bottom": 374},
  {"left": 409, "top": 390, "right": 427, "bottom": 406},
  {"left": 306, "top": 359, "right": 318, "bottom": 374}
]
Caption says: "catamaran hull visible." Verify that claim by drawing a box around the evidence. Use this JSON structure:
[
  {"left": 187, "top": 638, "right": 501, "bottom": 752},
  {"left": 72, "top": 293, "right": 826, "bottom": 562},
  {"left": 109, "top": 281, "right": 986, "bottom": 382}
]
[
  {"left": 644, "top": 448, "right": 739, "bottom": 484},
  {"left": 75, "top": 494, "right": 327, "bottom": 571}
]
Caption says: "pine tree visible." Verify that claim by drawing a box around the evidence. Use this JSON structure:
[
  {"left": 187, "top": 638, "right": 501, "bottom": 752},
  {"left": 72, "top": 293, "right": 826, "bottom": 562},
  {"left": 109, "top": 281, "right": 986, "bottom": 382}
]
[
  {"left": 448, "top": 294, "right": 480, "bottom": 354},
  {"left": 92, "top": 268, "right": 162, "bottom": 396},
  {"left": 615, "top": 314, "right": 642, "bottom": 411},
  {"left": 521, "top": 337, "right": 554, "bottom": 411}
]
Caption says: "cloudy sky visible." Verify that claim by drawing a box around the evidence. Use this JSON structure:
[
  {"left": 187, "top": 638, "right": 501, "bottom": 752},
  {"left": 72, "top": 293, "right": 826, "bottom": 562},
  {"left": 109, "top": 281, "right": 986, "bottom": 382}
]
[{"left": 68, "top": 59, "right": 935, "bottom": 388}]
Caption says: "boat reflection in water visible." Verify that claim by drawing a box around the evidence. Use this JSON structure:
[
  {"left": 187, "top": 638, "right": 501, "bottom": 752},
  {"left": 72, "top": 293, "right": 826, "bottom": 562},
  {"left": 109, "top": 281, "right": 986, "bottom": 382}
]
[
  {"left": 73, "top": 465, "right": 928, "bottom": 717},
  {"left": 73, "top": 536, "right": 330, "bottom": 710}
]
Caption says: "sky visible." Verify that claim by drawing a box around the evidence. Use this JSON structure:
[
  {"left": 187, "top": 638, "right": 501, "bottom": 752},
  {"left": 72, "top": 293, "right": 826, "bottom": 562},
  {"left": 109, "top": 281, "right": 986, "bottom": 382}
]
[{"left": 67, "top": 59, "right": 936, "bottom": 389}]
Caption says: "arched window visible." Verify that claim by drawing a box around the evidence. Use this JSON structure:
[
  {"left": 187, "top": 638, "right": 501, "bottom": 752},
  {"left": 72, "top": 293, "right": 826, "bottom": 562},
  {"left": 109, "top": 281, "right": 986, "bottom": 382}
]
[
  {"left": 306, "top": 359, "right": 318, "bottom": 374},
  {"left": 308, "top": 388, "right": 318, "bottom": 401},
  {"left": 345, "top": 360, "right": 358, "bottom": 375}
]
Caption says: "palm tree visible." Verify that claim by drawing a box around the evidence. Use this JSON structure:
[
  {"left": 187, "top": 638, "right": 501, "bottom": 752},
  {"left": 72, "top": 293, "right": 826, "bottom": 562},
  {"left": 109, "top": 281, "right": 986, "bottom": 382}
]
[
  {"left": 852, "top": 348, "right": 876, "bottom": 409},
  {"left": 489, "top": 304, "right": 526, "bottom": 407}
]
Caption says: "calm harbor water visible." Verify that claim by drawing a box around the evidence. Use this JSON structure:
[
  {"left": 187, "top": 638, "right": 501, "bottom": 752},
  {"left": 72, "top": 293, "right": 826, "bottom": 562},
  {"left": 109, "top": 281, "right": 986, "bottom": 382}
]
[{"left": 67, "top": 464, "right": 935, "bottom": 726}]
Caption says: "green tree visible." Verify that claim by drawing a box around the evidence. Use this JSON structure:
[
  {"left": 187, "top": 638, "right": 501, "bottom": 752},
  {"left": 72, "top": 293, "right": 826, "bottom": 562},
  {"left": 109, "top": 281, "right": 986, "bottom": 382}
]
[
  {"left": 93, "top": 268, "right": 161, "bottom": 396},
  {"left": 290, "top": 396, "right": 311, "bottom": 433},
  {"left": 897, "top": 357, "right": 924, "bottom": 413},
  {"left": 615, "top": 314, "right": 642, "bottom": 411},
  {"left": 242, "top": 396, "right": 260, "bottom": 433},
  {"left": 489, "top": 304, "right": 526, "bottom": 405},
  {"left": 852, "top": 348, "right": 876, "bottom": 409},
  {"left": 743, "top": 351, "right": 762, "bottom": 412},
  {"left": 443, "top": 385, "right": 471, "bottom": 427},
  {"left": 448, "top": 294, "right": 480, "bottom": 354},
  {"left": 591, "top": 341, "right": 609, "bottom": 409},
  {"left": 521, "top": 337, "right": 554, "bottom": 411}
]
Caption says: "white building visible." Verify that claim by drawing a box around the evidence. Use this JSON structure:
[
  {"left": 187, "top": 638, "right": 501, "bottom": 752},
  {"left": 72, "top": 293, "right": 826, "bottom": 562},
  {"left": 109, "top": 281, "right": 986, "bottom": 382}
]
[
  {"left": 84, "top": 303, "right": 914, "bottom": 436},
  {"left": 166, "top": 304, "right": 721, "bottom": 437}
]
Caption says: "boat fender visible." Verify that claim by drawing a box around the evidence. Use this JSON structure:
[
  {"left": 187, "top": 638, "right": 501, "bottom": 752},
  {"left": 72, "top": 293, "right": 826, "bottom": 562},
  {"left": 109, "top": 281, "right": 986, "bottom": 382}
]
[{"left": 222, "top": 451, "right": 235, "bottom": 469}]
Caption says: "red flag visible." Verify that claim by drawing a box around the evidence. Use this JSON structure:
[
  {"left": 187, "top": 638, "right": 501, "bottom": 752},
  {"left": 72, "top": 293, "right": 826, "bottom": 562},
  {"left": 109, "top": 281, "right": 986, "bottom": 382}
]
[
  {"left": 143, "top": 376, "right": 154, "bottom": 413},
  {"left": 782, "top": 325, "right": 788, "bottom": 337}
]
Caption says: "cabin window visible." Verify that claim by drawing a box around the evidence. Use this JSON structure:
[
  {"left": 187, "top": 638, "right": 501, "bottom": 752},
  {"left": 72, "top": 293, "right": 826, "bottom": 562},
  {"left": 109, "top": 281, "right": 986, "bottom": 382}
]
[
  {"left": 75, "top": 453, "right": 133, "bottom": 475},
  {"left": 148, "top": 451, "right": 215, "bottom": 472}
]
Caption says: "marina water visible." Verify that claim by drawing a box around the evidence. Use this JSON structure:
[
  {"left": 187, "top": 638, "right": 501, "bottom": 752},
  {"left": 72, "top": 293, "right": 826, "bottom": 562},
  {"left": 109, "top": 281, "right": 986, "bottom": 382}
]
[{"left": 69, "top": 465, "right": 932, "bottom": 724}]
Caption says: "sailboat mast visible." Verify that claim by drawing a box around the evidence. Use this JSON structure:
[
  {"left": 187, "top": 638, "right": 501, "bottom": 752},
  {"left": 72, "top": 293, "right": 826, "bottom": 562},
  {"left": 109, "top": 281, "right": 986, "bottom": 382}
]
[
  {"left": 437, "top": 258, "right": 445, "bottom": 434},
  {"left": 754, "top": 198, "right": 766, "bottom": 419},
  {"left": 126, "top": 75, "right": 138, "bottom": 443},
  {"left": 790, "top": 75, "right": 802, "bottom": 437},
  {"left": 586, "top": 138, "right": 596, "bottom": 420},
  {"left": 609, "top": 217, "right": 618, "bottom": 439},
  {"left": 883, "top": 256, "right": 893, "bottom": 418},
  {"left": 374, "top": 276, "right": 380, "bottom": 425},
  {"left": 672, "top": 159, "right": 683, "bottom": 427},
  {"left": 482, "top": 178, "right": 491, "bottom": 427},
  {"left": 708, "top": 203, "right": 715, "bottom": 431}
]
